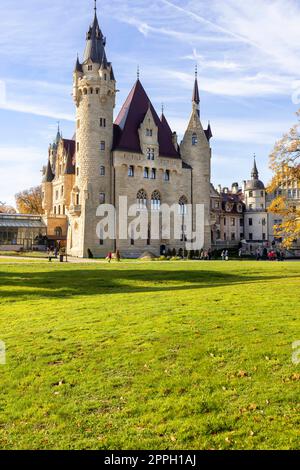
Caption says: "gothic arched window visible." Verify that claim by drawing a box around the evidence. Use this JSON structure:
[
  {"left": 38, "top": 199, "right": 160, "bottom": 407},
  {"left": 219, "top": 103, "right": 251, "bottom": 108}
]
[
  {"left": 137, "top": 189, "right": 147, "bottom": 210},
  {"left": 179, "top": 196, "right": 188, "bottom": 215},
  {"left": 55, "top": 227, "right": 62, "bottom": 238},
  {"left": 192, "top": 133, "right": 198, "bottom": 146},
  {"left": 151, "top": 190, "right": 161, "bottom": 211}
]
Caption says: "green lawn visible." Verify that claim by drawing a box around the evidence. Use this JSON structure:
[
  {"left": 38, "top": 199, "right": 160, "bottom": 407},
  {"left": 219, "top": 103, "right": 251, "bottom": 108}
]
[{"left": 0, "top": 259, "right": 299, "bottom": 450}]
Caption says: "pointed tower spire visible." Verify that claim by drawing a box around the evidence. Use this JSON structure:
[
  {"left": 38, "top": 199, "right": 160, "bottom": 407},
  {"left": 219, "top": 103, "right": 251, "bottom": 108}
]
[
  {"left": 55, "top": 122, "right": 61, "bottom": 144},
  {"left": 192, "top": 65, "right": 200, "bottom": 105},
  {"left": 74, "top": 54, "right": 83, "bottom": 73},
  {"left": 83, "top": 1, "right": 107, "bottom": 65},
  {"left": 251, "top": 154, "right": 259, "bottom": 179},
  {"left": 43, "top": 159, "right": 55, "bottom": 183}
]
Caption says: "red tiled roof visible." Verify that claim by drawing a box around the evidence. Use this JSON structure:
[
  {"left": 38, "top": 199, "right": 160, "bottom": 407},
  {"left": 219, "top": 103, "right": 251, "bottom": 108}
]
[{"left": 113, "top": 80, "right": 180, "bottom": 158}]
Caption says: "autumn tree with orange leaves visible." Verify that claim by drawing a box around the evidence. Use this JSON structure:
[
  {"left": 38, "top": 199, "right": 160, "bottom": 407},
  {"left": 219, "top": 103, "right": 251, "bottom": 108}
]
[
  {"left": 15, "top": 186, "right": 43, "bottom": 215},
  {"left": 268, "top": 110, "right": 300, "bottom": 247}
]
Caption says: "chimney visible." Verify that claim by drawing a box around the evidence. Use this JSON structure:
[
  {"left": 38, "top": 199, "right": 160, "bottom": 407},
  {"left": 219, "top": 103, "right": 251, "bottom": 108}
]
[
  {"left": 224, "top": 187, "right": 229, "bottom": 194},
  {"left": 172, "top": 132, "right": 178, "bottom": 149},
  {"left": 217, "top": 184, "right": 222, "bottom": 194},
  {"left": 232, "top": 182, "right": 239, "bottom": 194}
]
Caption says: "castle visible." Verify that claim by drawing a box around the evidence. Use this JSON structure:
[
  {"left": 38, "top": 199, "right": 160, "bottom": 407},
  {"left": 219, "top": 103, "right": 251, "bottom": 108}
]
[
  {"left": 42, "top": 3, "right": 212, "bottom": 258},
  {"left": 41, "top": 3, "right": 300, "bottom": 258}
]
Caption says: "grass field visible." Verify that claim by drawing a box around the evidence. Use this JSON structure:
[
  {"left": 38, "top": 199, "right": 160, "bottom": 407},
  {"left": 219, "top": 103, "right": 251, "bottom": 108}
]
[{"left": 0, "top": 259, "right": 299, "bottom": 450}]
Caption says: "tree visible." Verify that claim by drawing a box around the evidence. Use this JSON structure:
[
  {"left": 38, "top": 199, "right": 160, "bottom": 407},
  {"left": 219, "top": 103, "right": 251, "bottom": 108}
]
[
  {"left": 15, "top": 186, "right": 43, "bottom": 215},
  {"left": 0, "top": 201, "right": 16, "bottom": 214},
  {"left": 268, "top": 110, "right": 300, "bottom": 247}
]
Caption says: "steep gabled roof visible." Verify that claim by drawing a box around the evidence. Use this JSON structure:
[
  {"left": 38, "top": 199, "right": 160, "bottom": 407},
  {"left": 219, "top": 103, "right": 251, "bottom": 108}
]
[
  {"left": 113, "top": 80, "right": 180, "bottom": 158},
  {"left": 63, "top": 139, "right": 76, "bottom": 175},
  {"left": 43, "top": 160, "right": 54, "bottom": 183}
]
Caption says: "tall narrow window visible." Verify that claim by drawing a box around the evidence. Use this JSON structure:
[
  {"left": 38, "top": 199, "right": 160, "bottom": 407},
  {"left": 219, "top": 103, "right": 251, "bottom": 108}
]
[
  {"left": 192, "top": 133, "right": 198, "bottom": 146},
  {"left": 100, "top": 118, "right": 106, "bottom": 128},
  {"left": 147, "top": 225, "right": 151, "bottom": 245},
  {"left": 151, "top": 191, "right": 161, "bottom": 211},
  {"left": 77, "top": 142, "right": 80, "bottom": 152},
  {"left": 99, "top": 193, "right": 105, "bottom": 204},
  {"left": 100, "top": 166, "right": 105, "bottom": 176},
  {"left": 144, "top": 167, "right": 149, "bottom": 179},
  {"left": 179, "top": 196, "right": 188, "bottom": 215},
  {"left": 147, "top": 148, "right": 155, "bottom": 160},
  {"left": 150, "top": 168, "right": 156, "bottom": 180},
  {"left": 76, "top": 194, "right": 80, "bottom": 205},
  {"left": 137, "top": 189, "right": 147, "bottom": 210},
  {"left": 164, "top": 170, "right": 170, "bottom": 182},
  {"left": 128, "top": 165, "right": 134, "bottom": 177},
  {"left": 100, "top": 141, "right": 105, "bottom": 151}
]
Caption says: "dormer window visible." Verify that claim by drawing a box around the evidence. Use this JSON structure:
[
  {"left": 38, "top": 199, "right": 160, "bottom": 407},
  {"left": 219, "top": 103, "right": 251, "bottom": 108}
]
[
  {"left": 88, "top": 65, "right": 92, "bottom": 71},
  {"left": 147, "top": 148, "right": 155, "bottom": 160},
  {"left": 192, "top": 133, "right": 198, "bottom": 146},
  {"left": 146, "top": 129, "right": 153, "bottom": 137}
]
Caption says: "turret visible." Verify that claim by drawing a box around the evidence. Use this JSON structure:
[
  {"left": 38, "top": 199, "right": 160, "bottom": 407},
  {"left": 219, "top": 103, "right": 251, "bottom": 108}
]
[
  {"left": 68, "top": 0, "right": 116, "bottom": 257},
  {"left": 180, "top": 69, "right": 212, "bottom": 249},
  {"left": 244, "top": 156, "right": 266, "bottom": 210}
]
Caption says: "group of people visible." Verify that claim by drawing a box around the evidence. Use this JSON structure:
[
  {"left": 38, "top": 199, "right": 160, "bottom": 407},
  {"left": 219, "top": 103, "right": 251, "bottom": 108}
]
[
  {"left": 47, "top": 243, "right": 66, "bottom": 262},
  {"left": 106, "top": 250, "right": 121, "bottom": 263},
  {"left": 255, "top": 247, "right": 285, "bottom": 261},
  {"left": 221, "top": 250, "right": 229, "bottom": 261},
  {"left": 199, "top": 249, "right": 212, "bottom": 260}
]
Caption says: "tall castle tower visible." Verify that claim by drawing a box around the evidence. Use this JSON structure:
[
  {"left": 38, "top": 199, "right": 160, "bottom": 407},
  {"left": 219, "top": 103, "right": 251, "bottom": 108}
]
[
  {"left": 68, "top": 2, "right": 116, "bottom": 257},
  {"left": 180, "top": 70, "right": 212, "bottom": 249}
]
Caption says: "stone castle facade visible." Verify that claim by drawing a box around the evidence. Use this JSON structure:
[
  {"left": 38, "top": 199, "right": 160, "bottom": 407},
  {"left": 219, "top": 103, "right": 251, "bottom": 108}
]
[
  {"left": 42, "top": 5, "right": 300, "bottom": 258},
  {"left": 42, "top": 6, "right": 212, "bottom": 258}
]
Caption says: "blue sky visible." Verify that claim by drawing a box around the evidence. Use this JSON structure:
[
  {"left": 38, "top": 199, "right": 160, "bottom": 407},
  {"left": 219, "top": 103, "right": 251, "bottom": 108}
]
[{"left": 1, "top": 0, "right": 300, "bottom": 206}]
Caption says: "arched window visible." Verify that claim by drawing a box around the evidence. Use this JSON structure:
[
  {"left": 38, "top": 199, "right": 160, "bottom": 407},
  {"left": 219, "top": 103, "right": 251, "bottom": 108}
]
[
  {"left": 83, "top": 88, "right": 87, "bottom": 95},
  {"left": 89, "top": 88, "right": 93, "bottom": 94},
  {"left": 137, "top": 189, "right": 147, "bottom": 210},
  {"left": 151, "top": 190, "right": 161, "bottom": 211},
  {"left": 179, "top": 196, "right": 188, "bottom": 215},
  {"left": 55, "top": 227, "right": 62, "bottom": 238},
  {"left": 192, "top": 133, "right": 198, "bottom": 146}
]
